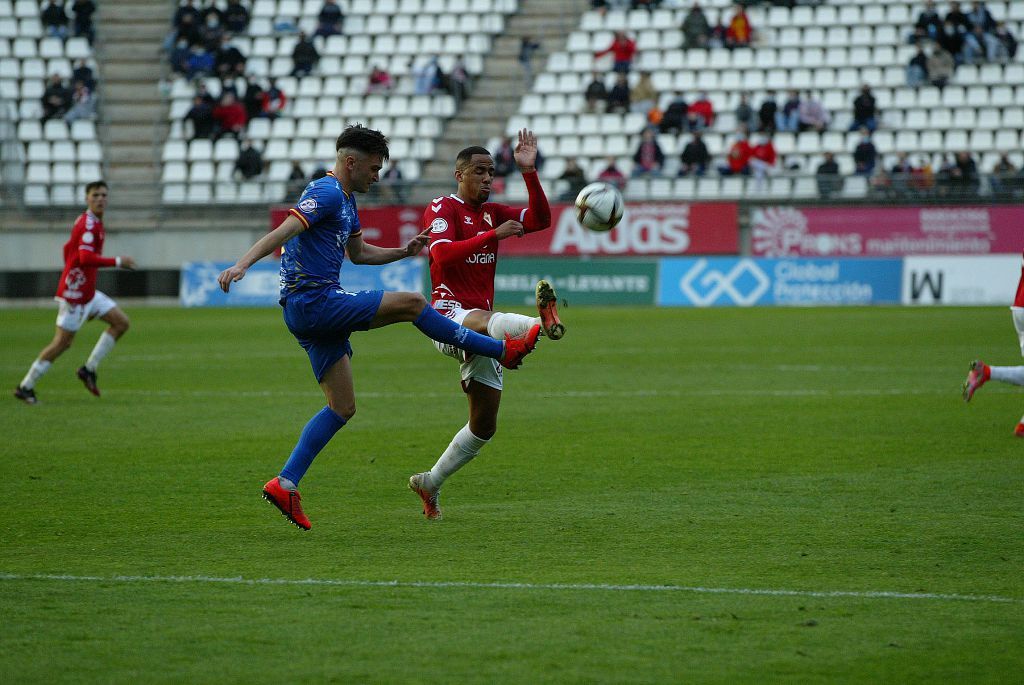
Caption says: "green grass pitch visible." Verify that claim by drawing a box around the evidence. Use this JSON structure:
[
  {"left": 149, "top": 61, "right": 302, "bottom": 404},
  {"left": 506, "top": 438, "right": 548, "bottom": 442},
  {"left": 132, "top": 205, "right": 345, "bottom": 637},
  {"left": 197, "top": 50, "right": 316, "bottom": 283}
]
[{"left": 1, "top": 305, "right": 1022, "bottom": 683}]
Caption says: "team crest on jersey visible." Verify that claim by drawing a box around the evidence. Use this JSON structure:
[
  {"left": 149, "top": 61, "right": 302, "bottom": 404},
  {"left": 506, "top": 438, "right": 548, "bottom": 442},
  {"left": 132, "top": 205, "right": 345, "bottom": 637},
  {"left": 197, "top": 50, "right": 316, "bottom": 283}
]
[
  {"left": 299, "top": 197, "right": 317, "bottom": 212},
  {"left": 430, "top": 218, "right": 448, "bottom": 233},
  {"left": 483, "top": 212, "right": 493, "bottom": 227},
  {"left": 81, "top": 231, "right": 94, "bottom": 244}
]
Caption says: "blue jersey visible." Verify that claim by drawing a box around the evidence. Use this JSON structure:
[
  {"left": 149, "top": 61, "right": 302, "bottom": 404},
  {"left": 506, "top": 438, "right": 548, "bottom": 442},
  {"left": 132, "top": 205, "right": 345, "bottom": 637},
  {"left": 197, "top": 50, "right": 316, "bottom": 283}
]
[{"left": 279, "top": 171, "right": 362, "bottom": 298}]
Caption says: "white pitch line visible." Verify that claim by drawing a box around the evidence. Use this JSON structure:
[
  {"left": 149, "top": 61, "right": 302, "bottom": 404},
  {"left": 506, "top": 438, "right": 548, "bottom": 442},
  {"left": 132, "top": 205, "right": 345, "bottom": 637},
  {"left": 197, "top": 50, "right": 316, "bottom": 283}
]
[{"left": 0, "top": 572, "right": 1019, "bottom": 605}]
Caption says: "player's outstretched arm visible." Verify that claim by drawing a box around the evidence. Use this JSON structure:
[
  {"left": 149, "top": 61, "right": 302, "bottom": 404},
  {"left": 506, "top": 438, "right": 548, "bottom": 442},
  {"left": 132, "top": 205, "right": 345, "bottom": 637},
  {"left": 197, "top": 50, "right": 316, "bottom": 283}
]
[
  {"left": 217, "top": 214, "right": 304, "bottom": 292},
  {"left": 348, "top": 228, "right": 430, "bottom": 265},
  {"left": 513, "top": 128, "right": 551, "bottom": 233}
]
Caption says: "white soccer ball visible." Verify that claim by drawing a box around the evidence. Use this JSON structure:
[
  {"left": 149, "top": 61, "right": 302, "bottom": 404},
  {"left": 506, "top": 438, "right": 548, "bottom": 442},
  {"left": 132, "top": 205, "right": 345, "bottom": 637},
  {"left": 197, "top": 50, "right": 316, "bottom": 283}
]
[{"left": 574, "top": 182, "right": 624, "bottom": 232}]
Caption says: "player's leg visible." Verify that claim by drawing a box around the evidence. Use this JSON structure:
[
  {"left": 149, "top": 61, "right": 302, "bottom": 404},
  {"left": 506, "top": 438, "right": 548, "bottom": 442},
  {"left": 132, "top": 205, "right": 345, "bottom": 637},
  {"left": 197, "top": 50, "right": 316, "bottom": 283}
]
[
  {"left": 77, "top": 296, "right": 129, "bottom": 396},
  {"left": 15, "top": 300, "right": 83, "bottom": 403}
]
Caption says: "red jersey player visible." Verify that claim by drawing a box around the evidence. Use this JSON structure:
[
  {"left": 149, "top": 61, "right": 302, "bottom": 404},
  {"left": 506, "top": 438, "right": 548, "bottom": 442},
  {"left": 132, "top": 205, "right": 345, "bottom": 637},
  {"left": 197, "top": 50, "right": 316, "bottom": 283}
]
[
  {"left": 963, "top": 251, "right": 1024, "bottom": 436},
  {"left": 408, "top": 129, "right": 564, "bottom": 519},
  {"left": 14, "top": 181, "right": 136, "bottom": 404}
]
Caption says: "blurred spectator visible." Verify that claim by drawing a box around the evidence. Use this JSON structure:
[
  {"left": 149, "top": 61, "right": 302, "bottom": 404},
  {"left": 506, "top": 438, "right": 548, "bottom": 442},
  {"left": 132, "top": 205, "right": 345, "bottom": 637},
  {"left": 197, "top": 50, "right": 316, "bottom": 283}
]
[
  {"left": 849, "top": 84, "right": 878, "bottom": 132},
  {"left": 938, "top": 20, "right": 965, "bottom": 63},
  {"left": 200, "top": 12, "right": 225, "bottom": 52},
  {"left": 606, "top": 73, "right": 631, "bottom": 114},
  {"left": 966, "top": 1, "right": 996, "bottom": 33},
  {"left": 915, "top": 0, "right": 943, "bottom": 40},
  {"left": 725, "top": 3, "right": 754, "bottom": 49},
  {"left": 215, "top": 35, "right": 247, "bottom": 80},
  {"left": 935, "top": 153, "right": 956, "bottom": 196},
  {"left": 365, "top": 65, "right": 393, "bottom": 94},
  {"left": 630, "top": 72, "right": 657, "bottom": 114},
  {"left": 558, "top": 157, "right": 588, "bottom": 201},
  {"left": 853, "top": 127, "right": 877, "bottom": 176},
  {"left": 261, "top": 78, "right": 287, "bottom": 118},
  {"left": 906, "top": 45, "right": 929, "bottom": 87},
  {"left": 176, "top": 13, "right": 204, "bottom": 51},
  {"left": 493, "top": 136, "right": 516, "bottom": 193},
  {"left": 291, "top": 31, "right": 320, "bottom": 77},
  {"left": 890, "top": 152, "right": 915, "bottom": 197},
  {"left": 173, "top": 0, "right": 202, "bottom": 32},
  {"left": 776, "top": 89, "right": 799, "bottom": 132},
  {"left": 757, "top": 90, "right": 778, "bottom": 133},
  {"left": 815, "top": 152, "right": 843, "bottom": 198},
  {"left": 719, "top": 132, "right": 752, "bottom": 176},
  {"left": 212, "top": 92, "right": 248, "bottom": 140},
  {"left": 242, "top": 77, "right": 265, "bottom": 120},
  {"left": 951, "top": 151, "right": 980, "bottom": 195},
  {"left": 187, "top": 46, "right": 215, "bottom": 79},
  {"left": 797, "top": 91, "right": 829, "bottom": 132},
  {"left": 63, "top": 80, "right": 95, "bottom": 123},
  {"left": 72, "top": 59, "right": 96, "bottom": 91},
  {"left": 687, "top": 91, "right": 714, "bottom": 130},
  {"left": 734, "top": 92, "right": 754, "bottom": 131},
  {"left": 963, "top": 25, "right": 991, "bottom": 64},
  {"left": 749, "top": 133, "right": 777, "bottom": 189},
  {"left": 170, "top": 39, "right": 192, "bottom": 76},
  {"left": 990, "top": 153, "right": 1020, "bottom": 198},
  {"left": 678, "top": 131, "right": 710, "bottom": 177},
  {"left": 597, "top": 156, "right": 627, "bottom": 191},
  {"left": 519, "top": 36, "right": 541, "bottom": 87},
  {"left": 196, "top": 82, "right": 216, "bottom": 105},
  {"left": 41, "top": 74, "right": 71, "bottom": 121},
  {"left": 659, "top": 92, "right": 688, "bottom": 134},
  {"left": 234, "top": 139, "right": 264, "bottom": 180},
  {"left": 910, "top": 156, "right": 935, "bottom": 194},
  {"left": 315, "top": 0, "right": 344, "bottom": 37},
  {"left": 184, "top": 95, "right": 214, "bottom": 140},
  {"left": 682, "top": 2, "right": 710, "bottom": 49},
  {"left": 71, "top": 0, "right": 96, "bottom": 44},
  {"left": 945, "top": 1, "right": 971, "bottom": 33},
  {"left": 223, "top": 0, "right": 250, "bottom": 34},
  {"left": 632, "top": 128, "right": 665, "bottom": 177},
  {"left": 868, "top": 167, "right": 894, "bottom": 199},
  {"left": 200, "top": 1, "right": 224, "bottom": 27},
  {"left": 708, "top": 10, "right": 727, "bottom": 49},
  {"left": 311, "top": 165, "right": 328, "bottom": 181},
  {"left": 415, "top": 56, "right": 441, "bottom": 95},
  {"left": 381, "top": 162, "right": 406, "bottom": 204},
  {"left": 927, "top": 47, "right": 955, "bottom": 89},
  {"left": 594, "top": 31, "right": 637, "bottom": 73},
  {"left": 41, "top": 0, "right": 69, "bottom": 40},
  {"left": 584, "top": 72, "right": 608, "bottom": 113},
  {"left": 993, "top": 22, "right": 1018, "bottom": 61},
  {"left": 286, "top": 161, "right": 308, "bottom": 200},
  {"left": 448, "top": 57, "right": 471, "bottom": 103}
]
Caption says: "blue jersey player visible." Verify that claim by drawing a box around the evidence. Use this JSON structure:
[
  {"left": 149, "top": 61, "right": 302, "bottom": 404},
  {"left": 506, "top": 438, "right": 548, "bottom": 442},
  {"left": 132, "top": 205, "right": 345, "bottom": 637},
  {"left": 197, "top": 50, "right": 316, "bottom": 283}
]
[{"left": 217, "top": 125, "right": 540, "bottom": 530}]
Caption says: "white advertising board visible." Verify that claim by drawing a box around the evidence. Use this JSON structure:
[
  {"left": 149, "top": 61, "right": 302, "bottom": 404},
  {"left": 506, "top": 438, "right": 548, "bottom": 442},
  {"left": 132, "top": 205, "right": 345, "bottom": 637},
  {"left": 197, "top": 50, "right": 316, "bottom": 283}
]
[{"left": 902, "top": 256, "right": 1021, "bottom": 305}]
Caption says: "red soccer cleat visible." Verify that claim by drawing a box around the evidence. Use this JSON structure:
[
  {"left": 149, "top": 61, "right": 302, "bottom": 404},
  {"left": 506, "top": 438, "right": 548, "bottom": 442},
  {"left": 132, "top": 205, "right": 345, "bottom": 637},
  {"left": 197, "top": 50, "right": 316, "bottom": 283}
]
[
  {"left": 77, "top": 366, "right": 100, "bottom": 397},
  {"left": 1015, "top": 423, "right": 1024, "bottom": 438},
  {"left": 262, "top": 477, "right": 311, "bottom": 530},
  {"left": 409, "top": 472, "right": 441, "bottom": 520},
  {"left": 962, "top": 360, "right": 990, "bottom": 402},
  {"left": 500, "top": 324, "right": 541, "bottom": 370},
  {"left": 535, "top": 279, "right": 565, "bottom": 340}
]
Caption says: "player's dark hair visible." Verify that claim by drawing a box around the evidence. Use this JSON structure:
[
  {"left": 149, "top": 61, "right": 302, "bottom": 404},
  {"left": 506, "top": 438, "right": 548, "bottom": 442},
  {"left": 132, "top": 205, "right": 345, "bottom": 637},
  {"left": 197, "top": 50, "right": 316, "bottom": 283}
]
[
  {"left": 84, "top": 180, "right": 107, "bottom": 194},
  {"left": 335, "top": 124, "right": 389, "bottom": 160},
  {"left": 455, "top": 146, "right": 492, "bottom": 170}
]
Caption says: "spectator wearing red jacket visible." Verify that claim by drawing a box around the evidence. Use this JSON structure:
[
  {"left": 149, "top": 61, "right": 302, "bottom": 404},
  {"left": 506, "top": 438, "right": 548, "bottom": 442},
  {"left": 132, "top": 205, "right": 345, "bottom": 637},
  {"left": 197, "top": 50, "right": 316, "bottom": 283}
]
[
  {"left": 719, "top": 133, "right": 752, "bottom": 176},
  {"left": 212, "top": 92, "right": 248, "bottom": 140},
  {"left": 749, "top": 134, "right": 777, "bottom": 189},
  {"left": 725, "top": 3, "right": 754, "bottom": 48},
  {"left": 687, "top": 91, "right": 715, "bottom": 130},
  {"left": 594, "top": 31, "right": 637, "bottom": 73}
]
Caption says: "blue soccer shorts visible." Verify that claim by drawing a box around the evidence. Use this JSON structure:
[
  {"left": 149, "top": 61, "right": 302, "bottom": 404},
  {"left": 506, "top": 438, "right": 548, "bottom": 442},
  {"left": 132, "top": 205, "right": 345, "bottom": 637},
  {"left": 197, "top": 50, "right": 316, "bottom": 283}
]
[{"left": 282, "top": 287, "right": 385, "bottom": 382}]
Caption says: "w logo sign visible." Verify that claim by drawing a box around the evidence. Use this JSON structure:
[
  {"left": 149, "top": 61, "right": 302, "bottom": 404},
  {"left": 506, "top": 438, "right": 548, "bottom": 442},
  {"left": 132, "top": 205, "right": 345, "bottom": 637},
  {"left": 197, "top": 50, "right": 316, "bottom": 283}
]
[{"left": 677, "top": 259, "right": 771, "bottom": 306}]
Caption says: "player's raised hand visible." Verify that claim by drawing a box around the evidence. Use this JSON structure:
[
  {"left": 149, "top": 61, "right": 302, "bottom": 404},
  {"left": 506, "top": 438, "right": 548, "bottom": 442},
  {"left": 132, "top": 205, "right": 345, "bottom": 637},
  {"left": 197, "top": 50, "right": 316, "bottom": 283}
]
[
  {"left": 404, "top": 227, "right": 431, "bottom": 257},
  {"left": 514, "top": 128, "right": 538, "bottom": 171},
  {"left": 119, "top": 256, "right": 137, "bottom": 270},
  {"left": 217, "top": 264, "right": 247, "bottom": 292},
  {"left": 495, "top": 220, "right": 524, "bottom": 240}
]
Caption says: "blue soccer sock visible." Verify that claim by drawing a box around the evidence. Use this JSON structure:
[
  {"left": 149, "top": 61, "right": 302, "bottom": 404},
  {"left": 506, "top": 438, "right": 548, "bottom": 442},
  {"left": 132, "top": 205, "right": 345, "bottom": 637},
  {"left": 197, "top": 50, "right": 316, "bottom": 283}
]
[
  {"left": 413, "top": 305, "right": 504, "bottom": 359},
  {"left": 280, "top": 406, "right": 347, "bottom": 486}
]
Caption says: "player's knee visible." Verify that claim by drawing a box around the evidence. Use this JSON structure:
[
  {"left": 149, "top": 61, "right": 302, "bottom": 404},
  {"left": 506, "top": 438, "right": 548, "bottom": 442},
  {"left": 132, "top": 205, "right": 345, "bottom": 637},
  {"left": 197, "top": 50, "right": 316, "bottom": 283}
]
[
  {"left": 113, "top": 316, "right": 130, "bottom": 336},
  {"left": 404, "top": 291, "right": 427, "bottom": 317},
  {"left": 470, "top": 419, "right": 497, "bottom": 440},
  {"left": 329, "top": 400, "right": 356, "bottom": 421}
]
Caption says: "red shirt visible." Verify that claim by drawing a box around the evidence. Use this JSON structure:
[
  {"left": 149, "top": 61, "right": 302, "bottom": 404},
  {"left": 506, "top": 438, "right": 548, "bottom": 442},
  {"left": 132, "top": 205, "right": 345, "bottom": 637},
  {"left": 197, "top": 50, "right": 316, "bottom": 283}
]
[
  {"left": 688, "top": 99, "right": 715, "bottom": 127},
  {"left": 752, "top": 141, "right": 777, "bottom": 166},
  {"left": 595, "top": 37, "right": 637, "bottom": 64},
  {"left": 213, "top": 101, "right": 247, "bottom": 131},
  {"left": 727, "top": 140, "right": 753, "bottom": 173},
  {"left": 56, "top": 210, "right": 116, "bottom": 304}
]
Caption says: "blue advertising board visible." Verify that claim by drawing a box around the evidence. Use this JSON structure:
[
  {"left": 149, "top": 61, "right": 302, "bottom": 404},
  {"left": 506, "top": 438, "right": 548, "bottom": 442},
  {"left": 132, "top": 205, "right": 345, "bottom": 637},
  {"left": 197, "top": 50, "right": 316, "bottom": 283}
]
[
  {"left": 180, "top": 258, "right": 425, "bottom": 307},
  {"left": 657, "top": 258, "right": 903, "bottom": 306}
]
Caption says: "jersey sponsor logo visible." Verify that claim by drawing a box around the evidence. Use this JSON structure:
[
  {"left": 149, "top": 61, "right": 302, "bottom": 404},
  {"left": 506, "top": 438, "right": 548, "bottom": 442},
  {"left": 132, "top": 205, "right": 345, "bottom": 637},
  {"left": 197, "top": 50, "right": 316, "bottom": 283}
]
[
  {"left": 65, "top": 267, "right": 86, "bottom": 290},
  {"left": 299, "top": 197, "right": 317, "bottom": 213},
  {"left": 463, "top": 216, "right": 473, "bottom": 224},
  {"left": 81, "top": 231, "right": 94, "bottom": 244},
  {"left": 430, "top": 217, "right": 448, "bottom": 233},
  {"left": 466, "top": 252, "right": 496, "bottom": 264}
]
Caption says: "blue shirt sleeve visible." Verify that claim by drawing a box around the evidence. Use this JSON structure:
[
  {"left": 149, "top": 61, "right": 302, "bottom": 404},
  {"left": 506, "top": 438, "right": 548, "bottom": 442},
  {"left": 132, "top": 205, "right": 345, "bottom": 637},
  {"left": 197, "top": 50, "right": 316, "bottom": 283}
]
[{"left": 291, "top": 180, "right": 343, "bottom": 229}]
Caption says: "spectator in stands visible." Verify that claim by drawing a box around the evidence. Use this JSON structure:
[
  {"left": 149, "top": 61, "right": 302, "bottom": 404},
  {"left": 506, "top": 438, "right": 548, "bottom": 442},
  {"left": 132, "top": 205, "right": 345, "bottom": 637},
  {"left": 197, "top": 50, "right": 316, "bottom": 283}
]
[
  {"left": 200, "top": 11, "right": 225, "bottom": 52},
  {"left": 935, "top": 154, "right": 957, "bottom": 196},
  {"left": 749, "top": 133, "right": 777, "bottom": 189},
  {"left": 173, "top": 0, "right": 201, "bottom": 33},
  {"left": 291, "top": 31, "right": 320, "bottom": 78},
  {"left": 910, "top": 156, "right": 935, "bottom": 194},
  {"left": 72, "top": 59, "right": 96, "bottom": 91},
  {"left": 64, "top": 80, "right": 95, "bottom": 123},
  {"left": 776, "top": 90, "right": 800, "bottom": 132},
  {"left": 196, "top": 82, "right": 216, "bottom": 106},
  {"left": 890, "top": 152, "right": 915, "bottom": 198},
  {"left": 815, "top": 152, "right": 843, "bottom": 198},
  {"left": 234, "top": 139, "right": 264, "bottom": 180},
  {"left": 71, "top": 0, "right": 96, "bottom": 44},
  {"left": 916, "top": 1, "right": 944, "bottom": 40},
  {"left": 41, "top": 0, "right": 70, "bottom": 40},
  {"left": 678, "top": 131, "right": 710, "bottom": 177},
  {"left": 518, "top": 36, "right": 541, "bottom": 87},
  {"left": 632, "top": 128, "right": 665, "bottom": 177},
  {"left": 733, "top": 92, "right": 754, "bottom": 131},
  {"left": 212, "top": 92, "right": 247, "bottom": 140},
  {"left": 364, "top": 65, "right": 392, "bottom": 94},
  {"left": 945, "top": 2, "right": 971, "bottom": 33},
  {"left": 184, "top": 95, "right": 214, "bottom": 140},
  {"left": 964, "top": 24, "right": 1002, "bottom": 64},
  {"left": 200, "top": 1, "right": 223, "bottom": 27},
  {"left": 606, "top": 73, "right": 631, "bottom": 114},
  {"left": 708, "top": 10, "right": 727, "bottom": 49},
  {"left": 681, "top": 2, "right": 710, "bottom": 49},
  {"left": 938, "top": 20, "right": 966, "bottom": 63},
  {"left": 687, "top": 91, "right": 714, "bottom": 130},
  {"left": 170, "top": 38, "right": 192, "bottom": 76},
  {"left": 797, "top": 91, "right": 829, "bottom": 132},
  {"left": 659, "top": 92, "right": 688, "bottom": 134},
  {"left": 757, "top": 90, "right": 777, "bottom": 133},
  {"left": 41, "top": 74, "right": 72, "bottom": 122},
  {"left": 223, "top": 0, "right": 250, "bottom": 34},
  {"left": 315, "top": 0, "right": 344, "bottom": 37},
  {"left": 868, "top": 167, "right": 894, "bottom": 199},
  {"left": 849, "top": 84, "right": 879, "bottom": 132},
  {"left": 174, "top": 13, "right": 203, "bottom": 51},
  {"left": 261, "top": 77, "right": 287, "bottom": 118},
  {"left": 725, "top": 3, "right": 754, "bottom": 49},
  {"left": 993, "top": 22, "right": 1018, "bottom": 61},
  {"left": 990, "top": 153, "right": 1020, "bottom": 198},
  {"left": 594, "top": 31, "right": 637, "bottom": 74},
  {"left": 242, "top": 77, "right": 264, "bottom": 119},
  {"left": 187, "top": 45, "right": 215, "bottom": 79},
  {"left": 215, "top": 35, "right": 247, "bottom": 80},
  {"left": 951, "top": 150, "right": 980, "bottom": 195},
  {"left": 907, "top": 45, "right": 929, "bottom": 87},
  {"left": 719, "top": 132, "right": 752, "bottom": 176},
  {"left": 584, "top": 72, "right": 608, "bottom": 113},
  {"left": 310, "top": 165, "right": 327, "bottom": 181},
  {"left": 415, "top": 56, "right": 442, "bottom": 95},
  {"left": 558, "top": 157, "right": 588, "bottom": 201},
  {"left": 286, "top": 161, "right": 308, "bottom": 200},
  {"left": 927, "top": 46, "right": 955, "bottom": 90},
  {"left": 630, "top": 72, "right": 657, "bottom": 114},
  {"left": 597, "top": 156, "right": 627, "bottom": 191},
  {"left": 447, "top": 57, "right": 471, "bottom": 103},
  {"left": 492, "top": 136, "right": 516, "bottom": 194},
  {"left": 852, "top": 127, "right": 877, "bottom": 176},
  {"left": 966, "top": 1, "right": 996, "bottom": 33}
]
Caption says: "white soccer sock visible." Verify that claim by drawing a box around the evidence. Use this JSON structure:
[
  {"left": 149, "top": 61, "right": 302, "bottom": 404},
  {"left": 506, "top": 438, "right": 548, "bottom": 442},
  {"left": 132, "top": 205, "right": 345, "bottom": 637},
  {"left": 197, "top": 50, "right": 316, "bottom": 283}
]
[
  {"left": 85, "top": 332, "right": 117, "bottom": 372},
  {"left": 427, "top": 424, "right": 489, "bottom": 489},
  {"left": 1012, "top": 307, "right": 1024, "bottom": 356},
  {"left": 990, "top": 366, "right": 1024, "bottom": 386},
  {"left": 486, "top": 312, "right": 539, "bottom": 340},
  {"left": 20, "top": 359, "right": 52, "bottom": 390}
]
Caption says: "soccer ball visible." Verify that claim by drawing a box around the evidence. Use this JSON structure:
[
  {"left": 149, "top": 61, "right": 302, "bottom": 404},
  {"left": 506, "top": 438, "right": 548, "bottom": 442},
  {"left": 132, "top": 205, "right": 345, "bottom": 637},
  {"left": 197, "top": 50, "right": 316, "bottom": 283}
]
[{"left": 574, "top": 182, "right": 624, "bottom": 232}]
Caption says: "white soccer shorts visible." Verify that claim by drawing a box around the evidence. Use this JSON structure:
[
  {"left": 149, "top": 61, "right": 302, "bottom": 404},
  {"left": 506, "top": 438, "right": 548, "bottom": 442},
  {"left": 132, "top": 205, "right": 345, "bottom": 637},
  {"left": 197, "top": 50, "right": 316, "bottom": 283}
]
[
  {"left": 433, "top": 306, "right": 503, "bottom": 391},
  {"left": 1012, "top": 306, "right": 1024, "bottom": 357},
  {"left": 55, "top": 291, "right": 117, "bottom": 333}
]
